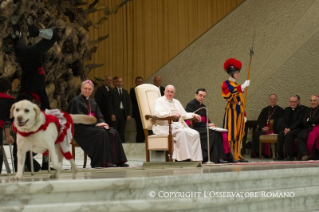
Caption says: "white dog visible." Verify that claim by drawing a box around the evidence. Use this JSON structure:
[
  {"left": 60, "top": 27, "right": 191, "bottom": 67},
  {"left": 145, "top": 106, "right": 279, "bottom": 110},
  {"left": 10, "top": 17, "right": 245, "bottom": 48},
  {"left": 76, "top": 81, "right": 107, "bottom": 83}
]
[{"left": 10, "top": 100, "right": 96, "bottom": 180}]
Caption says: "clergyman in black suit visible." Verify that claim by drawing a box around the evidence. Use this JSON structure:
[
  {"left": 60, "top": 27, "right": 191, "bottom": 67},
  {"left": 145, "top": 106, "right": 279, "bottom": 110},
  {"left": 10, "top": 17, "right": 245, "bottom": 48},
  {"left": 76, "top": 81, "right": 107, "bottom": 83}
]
[
  {"left": 108, "top": 77, "right": 131, "bottom": 143},
  {"left": 94, "top": 75, "right": 112, "bottom": 124},
  {"left": 153, "top": 75, "right": 165, "bottom": 96},
  {"left": 273, "top": 95, "right": 307, "bottom": 161},
  {"left": 130, "top": 76, "right": 144, "bottom": 143}
]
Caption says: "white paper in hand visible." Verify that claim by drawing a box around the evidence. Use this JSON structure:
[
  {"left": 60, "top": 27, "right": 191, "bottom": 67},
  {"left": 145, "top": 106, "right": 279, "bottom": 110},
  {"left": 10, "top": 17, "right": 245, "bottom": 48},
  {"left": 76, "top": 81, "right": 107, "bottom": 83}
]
[{"left": 209, "top": 127, "right": 228, "bottom": 132}]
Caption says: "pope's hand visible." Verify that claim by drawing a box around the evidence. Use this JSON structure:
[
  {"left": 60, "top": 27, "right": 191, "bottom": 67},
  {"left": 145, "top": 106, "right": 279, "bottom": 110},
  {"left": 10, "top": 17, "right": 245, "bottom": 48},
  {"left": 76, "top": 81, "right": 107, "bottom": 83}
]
[{"left": 194, "top": 114, "right": 201, "bottom": 122}]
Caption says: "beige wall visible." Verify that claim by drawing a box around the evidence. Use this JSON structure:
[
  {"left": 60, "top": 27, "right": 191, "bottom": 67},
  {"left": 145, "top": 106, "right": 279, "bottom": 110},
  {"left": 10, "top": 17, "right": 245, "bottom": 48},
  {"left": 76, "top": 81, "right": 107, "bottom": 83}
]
[
  {"left": 86, "top": 0, "right": 243, "bottom": 90},
  {"left": 146, "top": 0, "right": 319, "bottom": 126}
]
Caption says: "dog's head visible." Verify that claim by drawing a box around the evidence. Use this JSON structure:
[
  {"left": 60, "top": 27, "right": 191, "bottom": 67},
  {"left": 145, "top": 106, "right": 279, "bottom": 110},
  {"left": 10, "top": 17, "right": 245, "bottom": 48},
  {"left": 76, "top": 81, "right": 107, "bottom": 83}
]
[{"left": 10, "top": 100, "right": 42, "bottom": 132}]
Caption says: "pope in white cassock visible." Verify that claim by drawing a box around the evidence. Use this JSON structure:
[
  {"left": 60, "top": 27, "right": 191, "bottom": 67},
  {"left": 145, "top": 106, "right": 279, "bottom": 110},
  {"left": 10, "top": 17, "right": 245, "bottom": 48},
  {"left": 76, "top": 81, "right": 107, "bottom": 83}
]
[{"left": 152, "top": 85, "right": 203, "bottom": 161}]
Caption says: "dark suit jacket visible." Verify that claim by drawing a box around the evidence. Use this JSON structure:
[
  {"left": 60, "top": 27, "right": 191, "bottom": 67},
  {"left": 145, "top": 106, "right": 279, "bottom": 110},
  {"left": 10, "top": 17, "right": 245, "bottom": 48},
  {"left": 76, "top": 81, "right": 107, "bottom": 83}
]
[
  {"left": 279, "top": 105, "right": 305, "bottom": 131},
  {"left": 130, "top": 87, "right": 140, "bottom": 119},
  {"left": 159, "top": 86, "right": 165, "bottom": 96},
  {"left": 94, "top": 86, "right": 111, "bottom": 120},
  {"left": 108, "top": 87, "right": 131, "bottom": 118}
]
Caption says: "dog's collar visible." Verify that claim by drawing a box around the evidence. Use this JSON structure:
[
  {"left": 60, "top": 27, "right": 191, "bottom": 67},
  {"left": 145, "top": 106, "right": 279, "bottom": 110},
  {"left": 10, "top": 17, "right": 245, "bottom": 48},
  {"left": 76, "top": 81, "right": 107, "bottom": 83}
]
[{"left": 12, "top": 113, "right": 60, "bottom": 137}]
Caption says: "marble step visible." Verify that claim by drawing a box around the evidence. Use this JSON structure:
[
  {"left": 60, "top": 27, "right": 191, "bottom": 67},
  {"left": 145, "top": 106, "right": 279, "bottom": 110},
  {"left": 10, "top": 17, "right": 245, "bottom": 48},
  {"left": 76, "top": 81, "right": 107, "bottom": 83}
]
[{"left": 1, "top": 166, "right": 319, "bottom": 211}]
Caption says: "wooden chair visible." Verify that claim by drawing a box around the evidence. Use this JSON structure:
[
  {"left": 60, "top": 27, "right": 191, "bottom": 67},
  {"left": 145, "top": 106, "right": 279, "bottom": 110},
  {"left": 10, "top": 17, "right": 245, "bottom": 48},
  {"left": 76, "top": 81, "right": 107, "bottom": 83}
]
[
  {"left": 135, "top": 84, "right": 178, "bottom": 162},
  {"left": 259, "top": 119, "right": 277, "bottom": 159},
  {"left": 71, "top": 139, "right": 87, "bottom": 168}
]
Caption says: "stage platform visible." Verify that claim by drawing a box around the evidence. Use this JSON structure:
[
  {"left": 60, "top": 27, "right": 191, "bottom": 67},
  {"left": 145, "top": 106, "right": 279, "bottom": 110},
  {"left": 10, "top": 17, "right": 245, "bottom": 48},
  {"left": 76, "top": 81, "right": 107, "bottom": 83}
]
[{"left": 1, "top": 144, "right": 319, "bottom": 212}]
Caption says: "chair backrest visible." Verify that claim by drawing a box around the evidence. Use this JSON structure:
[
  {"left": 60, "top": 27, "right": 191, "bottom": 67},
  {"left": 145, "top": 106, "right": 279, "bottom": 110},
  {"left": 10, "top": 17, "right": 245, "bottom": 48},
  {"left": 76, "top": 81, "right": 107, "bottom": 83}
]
[{"left": 135, "top": 84, "right": 161, "bottom": 130}]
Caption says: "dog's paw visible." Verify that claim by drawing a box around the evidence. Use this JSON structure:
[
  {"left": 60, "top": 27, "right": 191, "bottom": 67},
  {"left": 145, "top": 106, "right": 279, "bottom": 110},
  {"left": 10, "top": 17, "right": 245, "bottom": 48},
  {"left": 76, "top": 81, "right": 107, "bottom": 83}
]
[
  {"left": 10, "top": 175, "right": 21, "bottom": 181},
  {"left": 50, "top": 174, "right": 58, "bottom": 179},
  {"left": 72, "top": 168, "right": 78, "bottom": 179}
]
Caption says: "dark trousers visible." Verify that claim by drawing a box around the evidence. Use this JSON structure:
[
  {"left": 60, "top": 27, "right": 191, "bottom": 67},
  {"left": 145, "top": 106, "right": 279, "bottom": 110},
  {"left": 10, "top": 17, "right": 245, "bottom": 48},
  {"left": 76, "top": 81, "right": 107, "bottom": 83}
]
[
  {"left": 297, "top": 128, "right": 310, "bottom": 157},
  {"left": 277, "top": 129, "right": 300, "bottom": 156},
  {"left": 134, "top": 116, "right": 145, "bottom": 143},
  {"left": 111, "top": 110, "right": 127, "bottom": 143}
]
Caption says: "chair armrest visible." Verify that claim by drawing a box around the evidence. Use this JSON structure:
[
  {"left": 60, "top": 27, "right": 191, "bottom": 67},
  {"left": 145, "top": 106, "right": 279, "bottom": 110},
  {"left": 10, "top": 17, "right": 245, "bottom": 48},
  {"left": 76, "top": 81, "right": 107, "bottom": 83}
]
[{"left": 145, "top": 115, "right": 178, "bottom": 122}]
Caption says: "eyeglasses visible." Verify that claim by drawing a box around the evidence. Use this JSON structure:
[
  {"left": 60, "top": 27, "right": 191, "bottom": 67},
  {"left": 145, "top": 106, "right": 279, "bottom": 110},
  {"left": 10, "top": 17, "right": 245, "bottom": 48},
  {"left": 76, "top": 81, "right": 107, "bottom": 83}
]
[{"left": 289, "top": 101, "right": 297, "bottom": 103}]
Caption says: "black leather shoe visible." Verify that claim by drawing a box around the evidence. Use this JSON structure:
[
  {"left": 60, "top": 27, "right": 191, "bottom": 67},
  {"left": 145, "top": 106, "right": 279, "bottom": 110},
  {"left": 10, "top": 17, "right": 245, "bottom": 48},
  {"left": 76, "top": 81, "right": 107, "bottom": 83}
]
[
  {"left": 218, "top": 159, "right": 228, "bottom": 163},
  {"left": 238, "top": 156, "right": 248, "bottom": 163},
  {"left": 105, "top": 163, "right": 117, "bottom": 167},
  {"left": 228, "top": 158, "right": 239, "bottom": 163},
  {"left": 284, "top": 155, "right": 294, "bottom": 161},
  {"left": 301, "top": 155, "right": 311, "bottom": 161},
  {"left": 273, "top": 155, "right": 284, "bottom": 161},
  {"left": 117, "top": 163, "right": 129, "bottom": 167}
]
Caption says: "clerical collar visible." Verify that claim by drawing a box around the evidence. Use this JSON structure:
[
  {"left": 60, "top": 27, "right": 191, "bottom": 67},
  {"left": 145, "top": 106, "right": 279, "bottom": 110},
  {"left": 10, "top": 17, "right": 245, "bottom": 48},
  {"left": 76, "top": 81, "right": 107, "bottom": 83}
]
[
  {"left": 270, "top": 105, "right": 276, "bottom": 108},
  {"left": 80, "top": 93, "right": 89, "bottom": 100},
  {"left": 229, "top": 76, "right": 236, "bottom": 82}
]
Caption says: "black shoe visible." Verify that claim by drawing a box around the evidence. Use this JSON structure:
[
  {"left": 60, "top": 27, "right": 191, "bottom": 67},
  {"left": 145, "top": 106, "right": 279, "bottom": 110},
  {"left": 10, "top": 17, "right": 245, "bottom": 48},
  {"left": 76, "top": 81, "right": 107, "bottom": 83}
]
[
  {"left": 218, "top": 159, "right": 228, "bottom": 163},
  {"left": 105, "top": 163, "right": 117, "bottom": 167},
  {"left": 117, "top": 163, "right": 129, "bottom": 167},
  {"left": 238, "top": 156, "right": 248, "bottom": 163},
  {"left": 228, "top": 158, "right": 239, "bottom": 163},
  {"left": 284, "top": 155, "right": 294, "bottom": 161},
  {"left": 301, "top": 155, "right": 311, "bottom": 161},
  {"left": 273, "top": 155, "right": 284, "bottom": 161}
]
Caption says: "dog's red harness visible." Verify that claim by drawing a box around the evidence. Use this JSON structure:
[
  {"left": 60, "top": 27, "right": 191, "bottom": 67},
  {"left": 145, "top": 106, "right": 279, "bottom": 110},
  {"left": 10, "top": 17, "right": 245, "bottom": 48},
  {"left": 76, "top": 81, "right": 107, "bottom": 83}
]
[{"left": 13, "top": 111, "right": 74, "bottom": 160}]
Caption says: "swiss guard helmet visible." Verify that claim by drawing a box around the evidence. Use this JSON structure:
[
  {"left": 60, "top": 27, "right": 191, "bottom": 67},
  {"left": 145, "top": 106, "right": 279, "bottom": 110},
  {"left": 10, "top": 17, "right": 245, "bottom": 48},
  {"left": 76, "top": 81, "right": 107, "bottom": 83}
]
[{"left": 223, "top": 58, "right": 242, "bottom": 75}]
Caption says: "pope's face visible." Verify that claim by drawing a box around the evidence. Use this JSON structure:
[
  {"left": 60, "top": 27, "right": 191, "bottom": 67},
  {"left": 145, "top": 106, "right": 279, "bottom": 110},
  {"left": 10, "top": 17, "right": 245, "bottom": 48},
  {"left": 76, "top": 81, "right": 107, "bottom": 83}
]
[
  {"left": 164, "top": 87, "right": 175, "bottom": 100},
  {"left": 81, "top": 83, "right": 93, "bottom": 98}
]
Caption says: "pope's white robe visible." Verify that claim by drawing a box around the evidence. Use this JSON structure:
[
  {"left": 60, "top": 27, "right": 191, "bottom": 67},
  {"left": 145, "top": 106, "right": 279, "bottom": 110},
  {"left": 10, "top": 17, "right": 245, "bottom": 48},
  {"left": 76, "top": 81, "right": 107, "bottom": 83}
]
[{"left": 152, "top": 96, "right": 202, "bottom": 161}]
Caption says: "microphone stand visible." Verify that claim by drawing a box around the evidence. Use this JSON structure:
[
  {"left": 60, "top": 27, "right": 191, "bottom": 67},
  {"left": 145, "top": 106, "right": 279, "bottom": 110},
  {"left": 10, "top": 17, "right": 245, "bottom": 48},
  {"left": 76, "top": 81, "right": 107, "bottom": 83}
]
[{"left": 192, "top": 107, "right": 216, "bottom": 166}]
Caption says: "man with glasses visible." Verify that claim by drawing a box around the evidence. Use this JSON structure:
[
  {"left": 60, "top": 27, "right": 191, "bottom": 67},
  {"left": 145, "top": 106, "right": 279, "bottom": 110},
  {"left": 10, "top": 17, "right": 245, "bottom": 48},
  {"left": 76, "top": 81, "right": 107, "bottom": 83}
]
[{"left": 273, "top": 95, "right": 304, "bottom": 161}]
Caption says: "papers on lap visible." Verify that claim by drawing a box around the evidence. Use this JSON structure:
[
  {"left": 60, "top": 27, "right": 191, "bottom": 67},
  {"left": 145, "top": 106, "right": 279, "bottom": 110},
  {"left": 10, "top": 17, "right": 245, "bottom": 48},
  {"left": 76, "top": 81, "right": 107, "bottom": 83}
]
[{"left": 209, "top": 127, "right": 228, "bottom": 132}]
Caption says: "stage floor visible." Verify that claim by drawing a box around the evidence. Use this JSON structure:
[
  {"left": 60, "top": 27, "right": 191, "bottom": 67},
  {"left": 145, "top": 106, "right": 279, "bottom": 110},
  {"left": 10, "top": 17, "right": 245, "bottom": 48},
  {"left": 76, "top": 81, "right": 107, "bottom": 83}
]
[{"left": 1, "top": 157, "right": 319, "bottom": 182}]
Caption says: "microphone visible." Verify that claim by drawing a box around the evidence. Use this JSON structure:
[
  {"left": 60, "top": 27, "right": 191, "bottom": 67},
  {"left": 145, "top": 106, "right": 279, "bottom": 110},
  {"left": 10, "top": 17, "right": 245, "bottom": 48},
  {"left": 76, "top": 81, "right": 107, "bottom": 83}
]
[{"left": 191, "top": 106, "right": 217, "bottom": 165}]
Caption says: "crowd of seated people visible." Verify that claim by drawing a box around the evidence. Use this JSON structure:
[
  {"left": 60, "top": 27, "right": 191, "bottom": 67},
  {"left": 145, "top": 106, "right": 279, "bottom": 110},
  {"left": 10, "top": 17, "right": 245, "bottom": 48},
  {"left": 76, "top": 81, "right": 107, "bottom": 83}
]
[{"left": 251, "top": 94, "right": 319, "bottom": 161}]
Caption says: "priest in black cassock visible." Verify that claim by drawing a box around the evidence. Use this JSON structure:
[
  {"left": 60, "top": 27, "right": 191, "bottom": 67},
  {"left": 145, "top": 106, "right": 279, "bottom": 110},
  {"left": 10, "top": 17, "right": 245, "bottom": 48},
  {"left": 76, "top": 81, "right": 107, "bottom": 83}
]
[
  {"left": 185, "top": 88, "right": 229, "bottom": 163},
  {"left": 251, "top": 94, "right": 284, "bottom": 158},
  {"left": 67, "top": 80, "right": 128, "bottom": 168},
  {"left": 297, "top": 95, "right": 319, "bottom": 160}
]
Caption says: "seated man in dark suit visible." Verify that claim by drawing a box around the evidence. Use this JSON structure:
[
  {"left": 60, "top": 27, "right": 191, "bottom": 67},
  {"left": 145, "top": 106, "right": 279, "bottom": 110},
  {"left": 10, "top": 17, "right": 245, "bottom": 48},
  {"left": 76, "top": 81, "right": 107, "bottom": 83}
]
[
  {"left": 273, "top": 95, "right": 307, "bottom": 161},
  {"left": 251, "top": 94, "right": 284, "bottom": 158},
  {"left": 185, "top": 88, "right": 229, "bottom": 163}
]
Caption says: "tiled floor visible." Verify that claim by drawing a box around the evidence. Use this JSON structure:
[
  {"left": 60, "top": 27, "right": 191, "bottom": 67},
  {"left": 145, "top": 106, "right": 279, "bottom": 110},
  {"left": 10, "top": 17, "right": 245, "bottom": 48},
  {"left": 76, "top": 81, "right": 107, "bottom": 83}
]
[{"left": 1, "top": 155, "right": 319, "bottom": 182}]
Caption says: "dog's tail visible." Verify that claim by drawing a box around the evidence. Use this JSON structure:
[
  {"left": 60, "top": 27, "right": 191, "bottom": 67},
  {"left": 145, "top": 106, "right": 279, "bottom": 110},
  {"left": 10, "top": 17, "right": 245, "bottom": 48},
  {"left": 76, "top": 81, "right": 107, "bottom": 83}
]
[{"left": 70, "top": 115, "right": 97, "bottom": 125}]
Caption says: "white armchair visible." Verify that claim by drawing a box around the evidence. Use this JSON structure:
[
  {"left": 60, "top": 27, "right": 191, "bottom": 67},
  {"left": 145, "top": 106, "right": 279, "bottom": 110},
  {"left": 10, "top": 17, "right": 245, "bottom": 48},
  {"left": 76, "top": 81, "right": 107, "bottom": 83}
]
[{"left": 135, "top": 84, "right": 177, "bottom": 162}]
